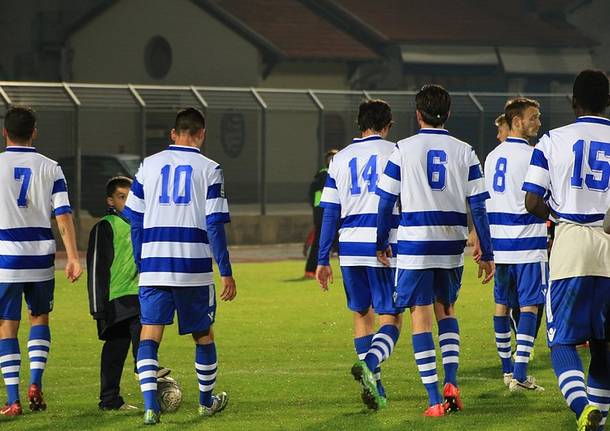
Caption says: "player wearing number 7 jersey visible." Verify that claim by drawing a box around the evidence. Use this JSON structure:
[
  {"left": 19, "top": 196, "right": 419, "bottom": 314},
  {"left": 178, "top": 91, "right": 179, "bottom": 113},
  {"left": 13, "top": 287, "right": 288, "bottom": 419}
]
[
  {"left": 124, "top": 108, "right": 236, "bottom": 425},
  {"left": 523, "top": 70, "right": 610, "bottom": 431},
  {"left": 0, "top": 107, "right": 82, "bottom": 417},
  {"left": 376, "top": 85, "right": 495, "bottom": 417}
]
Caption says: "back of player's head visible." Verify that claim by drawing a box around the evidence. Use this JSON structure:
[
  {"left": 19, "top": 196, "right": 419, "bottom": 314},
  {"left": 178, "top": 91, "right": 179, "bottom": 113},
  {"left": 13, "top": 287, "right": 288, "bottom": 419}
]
[
  {"left": 504, "top": 97, "right": 540, "bottom": 130},
  {"left": 494, "top": 114, "right": 507, "bottom": 127},
  {"left": 174, "top": 107, "right": 205, "bottom": 136},
  {"left": 357, "top": 99, "right": 392, "bottom": 132},
  {"left": 4, "top": 106, "right": 36, "bottom": 143},
  {"left": 415, "top": 85, "right": 451, "bottom": 127},
  {"left": 106, "top": 176, "right": 132, "bottom": 197},
  {"left": 324, "top": 149, "right": 338, "bottom": 167},
  {"left": 572, "top": 69, "right": 610, "bottom": 114}
]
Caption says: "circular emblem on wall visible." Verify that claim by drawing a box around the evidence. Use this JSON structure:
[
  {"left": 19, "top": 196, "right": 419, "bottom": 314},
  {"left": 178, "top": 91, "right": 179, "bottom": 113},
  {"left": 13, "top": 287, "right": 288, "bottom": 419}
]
[
  {"left": 220, "top": 113, "right": 245, "bottom": 158},
  {"left": 144, "top": 36, "right": 172, "bottom": 79}
]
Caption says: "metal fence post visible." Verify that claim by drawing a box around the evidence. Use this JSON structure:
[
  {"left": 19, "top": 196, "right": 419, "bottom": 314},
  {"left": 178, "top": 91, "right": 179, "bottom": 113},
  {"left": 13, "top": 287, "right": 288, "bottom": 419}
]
[
  {"left": 129, "top": 85, "right": 147, "bottom": 159},
  {"left": 62, "top": 83, "right": 82, "bottom": 224},
  {"left": 0, "top": 85, "right": 11, "bottom": 107},
  {"left": 251, "top": 88, "right": 268, "bottom": 216},
  {"left": 308, "top": 90, "right": 325, "bottom": 170},
  {"left": 468, "top": 92, "right": 485, "bottom": 156}
]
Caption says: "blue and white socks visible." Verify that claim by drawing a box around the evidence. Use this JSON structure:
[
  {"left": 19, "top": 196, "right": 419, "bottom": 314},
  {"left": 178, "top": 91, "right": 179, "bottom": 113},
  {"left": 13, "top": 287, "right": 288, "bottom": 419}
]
[
  {"left": 0, "top": 338, "right": 21, "bottom": 404},
  {"left": 513, "top": 311, "right": 536, "bottom": 382},
  {"left": 493, "top": 315, "right": 513, "bottom": 374},
  {"left": 438, "top": 318, "right": 460, "bottom": 386},
  {"left": 364, "top": 325, "right": 399, "bottom": 374},
  {"left": 196, "top": 343, "right": 217, "bottom": 408},
  {"left": 587, "top": 341, "right": 610, "bottom": 429},
  {"left": 552, "top": 345, "right": 589, "bottom": 418},
  {"left": 413, "top": 332, "right": 442, "bottom": 406},
  {"left": 28, "top": 325, "right": 50, "bottom": 389},
  {"left": 137, "top": 339, "right": 160, "bottom": 412}
]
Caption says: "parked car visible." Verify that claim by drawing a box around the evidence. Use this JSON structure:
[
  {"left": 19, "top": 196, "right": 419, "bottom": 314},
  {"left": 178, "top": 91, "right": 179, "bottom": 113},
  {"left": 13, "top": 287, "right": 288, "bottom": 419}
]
[{"left": 59, "top": 154, "right": 141, "bottom": 217}]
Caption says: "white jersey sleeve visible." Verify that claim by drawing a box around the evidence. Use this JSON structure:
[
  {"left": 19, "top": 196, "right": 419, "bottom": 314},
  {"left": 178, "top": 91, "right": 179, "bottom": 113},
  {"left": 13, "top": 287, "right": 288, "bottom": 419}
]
[{"left": 51, "top": 164, "right": 72, "bottom": 215}]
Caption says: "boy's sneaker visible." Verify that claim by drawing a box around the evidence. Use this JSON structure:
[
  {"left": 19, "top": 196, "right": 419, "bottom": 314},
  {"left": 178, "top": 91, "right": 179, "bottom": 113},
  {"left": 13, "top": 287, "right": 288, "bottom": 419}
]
[
  {"left": 424, "top": 403, "right": 445, "bottom": 417},
  {"left": 508, "top": 376, "right": 544, "bottom": 392},
  {"left": 442, "top": 383, "right": 463, "bottom": 412},
  {"left": 351, "top": 361, "right": 382, "bottom": 410},
  {"left": 0, "top": 401, "right": 23, "bottom": 416},
  {"left": 118, "top": 403, "right": 139, "bottom": 411},
  {"left": 28, "top": 384, "right": 47, "bottom": 411},
  {"left": 577, "top": 405, "right": 602, "bottom": 431},
  {"left": 503, "top": 373, "right": 513, "bottom": 386},
  {"left": 143, "top": 409, "right": 161, "bottom": 425},
  {"left": 198, "top": 392, "right": 229, "bottom": 417}
]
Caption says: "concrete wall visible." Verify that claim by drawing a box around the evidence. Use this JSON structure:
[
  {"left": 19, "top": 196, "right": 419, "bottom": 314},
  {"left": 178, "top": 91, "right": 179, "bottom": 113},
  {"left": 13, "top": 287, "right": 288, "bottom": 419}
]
[{"left": 67, "top": 0, "right": 261, "bottom": 86}]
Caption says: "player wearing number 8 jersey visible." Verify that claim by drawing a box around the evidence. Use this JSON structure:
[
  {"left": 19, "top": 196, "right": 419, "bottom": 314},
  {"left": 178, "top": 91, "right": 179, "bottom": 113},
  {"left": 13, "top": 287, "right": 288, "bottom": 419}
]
[
  {"left": 484, "top": 98, "right": 547, "bottom": 392},
  {"left": 376, "top": 85, "right": 495, "bottom": 416},
  {"left": 124, "top": 108, "right": 236, "bottom": 425},
  {"left": 523, "top": 70, "right": 610, "bottom": 431},
  {"left": 0, "top": 107, "right": 82, "bottom": 417}
]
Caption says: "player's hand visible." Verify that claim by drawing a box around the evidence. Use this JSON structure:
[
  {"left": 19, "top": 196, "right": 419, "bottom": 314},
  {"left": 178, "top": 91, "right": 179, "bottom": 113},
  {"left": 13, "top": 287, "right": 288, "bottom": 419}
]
[
  {"left": 220, "top": 276, "right": 237, "bottom": 301},
  {"left": 376, "top": 247, "right": 392, "bottom": 267},
  {"left": 477, "top": 260, "right": 495, "bottom": 284},
  {"left": 472, "top": 239, "right": 482, "bottom": 263},
  {"left": 316, "top": 265, "right": 333, "bottom": 291},
  {"left": 65, "top": 258, "right": 82, "bottom": 283}
]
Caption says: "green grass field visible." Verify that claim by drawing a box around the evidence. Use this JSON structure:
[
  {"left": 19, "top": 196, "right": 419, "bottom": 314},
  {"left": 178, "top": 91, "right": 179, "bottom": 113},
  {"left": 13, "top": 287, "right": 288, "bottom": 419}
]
[{"left": 0, "top": 259, "right": 586, "bottom": 430}]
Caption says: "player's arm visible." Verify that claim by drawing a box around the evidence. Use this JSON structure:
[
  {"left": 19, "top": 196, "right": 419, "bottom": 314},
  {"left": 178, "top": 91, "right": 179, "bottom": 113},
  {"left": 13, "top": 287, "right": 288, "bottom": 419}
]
[
  {"left": 376, "top": 150, "right": 401, "bottom": 267},
  {"left": 86, "top": 221, "right": 113, "bottom": 319},
  {"left": 316, "top": 172, "right": 340, "bottom": 291},
  {"left": 604, "top": 207, "right": 610, "bottom": 234},
  {"left": 523, "top": 139, "right": 553, "bottom": 221},
  {"left": 123, "top": 175, "right": 145, "bottom": 272},
  {"left": 206, "top": 166, "right": 236, "bottom": 301}
]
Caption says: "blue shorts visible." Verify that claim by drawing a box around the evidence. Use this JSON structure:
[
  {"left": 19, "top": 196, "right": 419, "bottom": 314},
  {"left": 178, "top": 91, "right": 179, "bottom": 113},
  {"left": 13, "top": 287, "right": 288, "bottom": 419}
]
[
  {"left": 546, "top": 276, "right": 610, "bottom": 346},
  {"left": 139, "top": 285, "right": 217, "bottom": 335},
  {"left": 494, "top": 262, "right": 547, "bottom": 308},
  {"left": 340, "top": 266, "right": 401, "bottom": 314},
  {"left": 0, "top": 280, "right": 55, "bottom": 320},
  {"left": 395, "top": 267, "right": 463, "bottom": 308}
]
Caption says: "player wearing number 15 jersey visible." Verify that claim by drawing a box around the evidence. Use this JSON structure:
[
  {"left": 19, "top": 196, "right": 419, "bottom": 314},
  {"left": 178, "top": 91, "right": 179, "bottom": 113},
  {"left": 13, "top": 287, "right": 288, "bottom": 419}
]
[
  {"left": 316, "top": 100, "right": 402, "bottom": 411},
  {"left": 523, "top": 70, "right": 610, "bottom": 431},
  {"left": 376, "top": 85, "right": 495, "bottom": 417},
  {"left": 124, "top": 108, "right": 236, "bottom": 425},
  {"left": 0, "top": 107, "right": 82, "bottom": 417}
]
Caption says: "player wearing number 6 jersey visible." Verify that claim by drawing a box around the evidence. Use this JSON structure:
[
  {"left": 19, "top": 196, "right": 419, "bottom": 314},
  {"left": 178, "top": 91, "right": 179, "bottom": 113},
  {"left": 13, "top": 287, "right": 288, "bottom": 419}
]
[
  {"left": 316, "top": 100, "right": 402, "bottom": 411},
  {"left": 523, "top": 70, "right": 610, "bottom": 431},
  {"left": 124, "top": 108, "right": 236, "bottom": 425},
  {"left": 376, "top": 85, "right": 495, "bottom": 417},
  {"left": 484, "top": 98, "right": 547, "bottom": 392},
  {"left": 0, "top": 107, "right": 82, "bottom": 417}
]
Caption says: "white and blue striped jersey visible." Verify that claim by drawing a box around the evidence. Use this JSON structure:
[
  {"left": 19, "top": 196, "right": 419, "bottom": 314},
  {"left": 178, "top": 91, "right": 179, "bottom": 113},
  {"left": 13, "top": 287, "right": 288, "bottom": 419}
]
[
  {"left": 523, "top": 116, "right": 610, "bottom": 226},
  {"left": 377, "top": 129, "right": 489, "bottom": 270},
  {"left": 125, "top": 145, "right": 230, "bottom": 287},
  {"left": 319, "top": 135, "right": 399, "bottom": 267},
  {"left": 0, "top": 146, "right": 71, "bottom": 282},
  {"left": 484, "top": 137, "right": 547, "bottom": 264}
]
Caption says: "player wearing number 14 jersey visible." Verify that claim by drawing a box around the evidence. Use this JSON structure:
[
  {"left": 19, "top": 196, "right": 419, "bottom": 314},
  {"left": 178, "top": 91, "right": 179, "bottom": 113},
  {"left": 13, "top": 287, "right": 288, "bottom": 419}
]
[
  {"left": 376, "top": 85, "right": 495, "bottom": 416},
  {"left": 124, "top": 108, "right": 236, "bottom": 425}
]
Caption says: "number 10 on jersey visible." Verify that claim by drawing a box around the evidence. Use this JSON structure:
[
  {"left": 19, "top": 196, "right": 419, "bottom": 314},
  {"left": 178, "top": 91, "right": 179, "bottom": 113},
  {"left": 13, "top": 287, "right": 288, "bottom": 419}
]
[{"left": 159, "top": 164, "right": 193, "bottom": 205}]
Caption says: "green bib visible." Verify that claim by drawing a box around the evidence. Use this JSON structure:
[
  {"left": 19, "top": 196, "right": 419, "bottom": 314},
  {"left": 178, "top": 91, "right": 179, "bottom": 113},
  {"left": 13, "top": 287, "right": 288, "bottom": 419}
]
[{"left": 102, "top": 214, "right": 139, "bottom": 301}]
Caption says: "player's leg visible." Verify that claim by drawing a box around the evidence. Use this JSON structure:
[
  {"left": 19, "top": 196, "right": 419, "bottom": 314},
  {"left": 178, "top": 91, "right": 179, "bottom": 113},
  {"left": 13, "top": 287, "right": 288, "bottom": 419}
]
[
  {"left": 0, "top": 314, "right": 22, "bottom": 416},
  {"left": 99, "top": 320, "right": 131, "bottom": 410},
  {"left": 492, "top": 264, "right": 514, "bottom": 384},
  {"left": 433, "top": 266, "right": 463, "bottom": 412},
  {"left": 138, "top": 287, "right": 172, "bottom": 424},
  {"left": 510, "top": 262, "right": 546, "bottom": 391},
  {"left": 24, "top": 279, "right": 54, "bottom": 411}
]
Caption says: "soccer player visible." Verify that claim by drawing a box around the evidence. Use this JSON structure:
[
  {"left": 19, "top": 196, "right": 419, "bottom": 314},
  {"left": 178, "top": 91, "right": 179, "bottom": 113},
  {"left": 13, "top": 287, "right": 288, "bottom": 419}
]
[
  {"left": 523, "top": 69, "right": 610, "bottom": 431},
  {"left": 316, "top": 99, "right": 402, "bottom": 410},
  {"left": 485, "top": 98, "right": 546, "bottom": 391},
  {"left": 0, "top": 106, "right": 82, "bottom": 416},
  {"left": 124, "top": 108, "right": 237, "bottom": 425},
  {"left": 376, "top": 85, "right": 495, "bottom": 416},
  {"left": 495, "top": 113, "right": 510, "bottom": 143}
]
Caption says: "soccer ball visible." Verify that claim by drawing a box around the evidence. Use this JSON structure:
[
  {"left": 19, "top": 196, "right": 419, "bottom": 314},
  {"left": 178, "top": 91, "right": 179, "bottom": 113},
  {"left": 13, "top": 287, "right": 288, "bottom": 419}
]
[{"left": 156, "top": 376, "right": 182, "bottom": 413}]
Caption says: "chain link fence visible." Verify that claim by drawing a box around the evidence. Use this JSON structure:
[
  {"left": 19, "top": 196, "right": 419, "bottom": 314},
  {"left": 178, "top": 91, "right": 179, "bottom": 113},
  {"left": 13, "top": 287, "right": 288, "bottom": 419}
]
[{"left": 0, "top": 81, "right": 576, "bottom": 219}]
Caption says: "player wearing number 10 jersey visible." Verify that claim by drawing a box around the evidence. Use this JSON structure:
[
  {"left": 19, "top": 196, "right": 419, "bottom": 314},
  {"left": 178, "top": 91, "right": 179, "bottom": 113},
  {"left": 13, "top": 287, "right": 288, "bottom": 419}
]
[
  {"left": 124, "top": 108, "right": 236, "bottom": 425},
  {"left": 523, "top": 70, "right": 610, "bottom": 431},
  {"left": 0, "top": 107, "right": 82, "bottom": 417},
  {"left": 376, "top": 85, "right": 495, "bottom": 416}
]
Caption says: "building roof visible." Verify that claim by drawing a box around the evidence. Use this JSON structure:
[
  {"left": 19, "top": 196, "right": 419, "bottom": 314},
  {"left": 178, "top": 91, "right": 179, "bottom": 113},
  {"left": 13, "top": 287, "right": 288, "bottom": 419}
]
[{"left": 332, "top": 0, "right": 593, "bottom": 47}]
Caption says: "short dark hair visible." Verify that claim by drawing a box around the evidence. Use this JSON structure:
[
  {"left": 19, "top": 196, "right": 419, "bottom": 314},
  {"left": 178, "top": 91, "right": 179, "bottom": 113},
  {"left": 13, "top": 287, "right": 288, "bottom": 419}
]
[
  {"left": 415, "top": 85, "right": 451, "bottom": 127},
  {"left": 324, "top": 149, "right": 338, "bottom": 167},
  {"left": 174, "top": 107, "right": 205, "bottom": 135},
  {"left": 106, "top": 176, "right": 132, "bottom": 197},
  {"left": 505, "top": 98, "right": 540, "bottom": 130},
  {"left": 4, "top": 106, "right": 36, "bottom": 143},
  {"left": 357, "top": 99, "right": 392, "bottom": 132},
  {"left": 573, "top": 69, "right": 610, "bottom": 114},
  {"left": 494, "top": 114, "right": 507, "bottom": 127}
]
